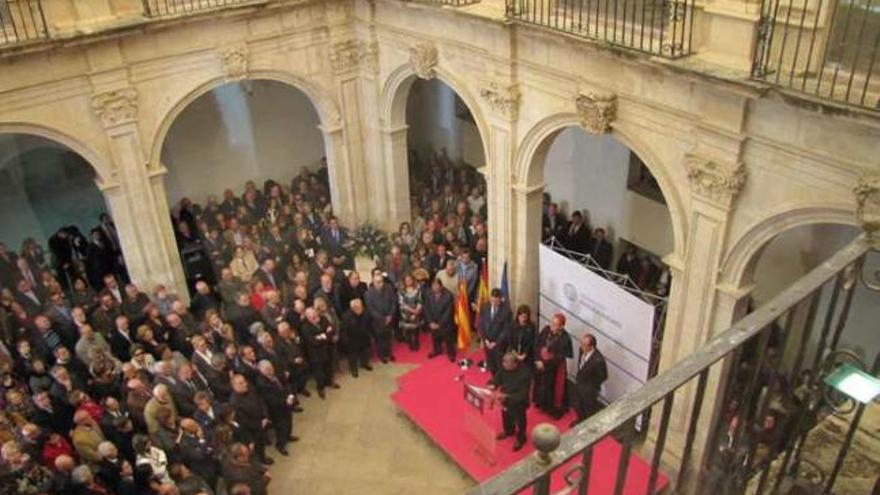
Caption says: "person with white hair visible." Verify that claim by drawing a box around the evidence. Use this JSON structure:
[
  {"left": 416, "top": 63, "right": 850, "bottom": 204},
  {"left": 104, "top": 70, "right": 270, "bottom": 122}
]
[
  {"left": 255, "top": 359, "right": 298, "bottom": 456},
  {"left": 143, "top": 383, "right": 178, "bottom": 435},
  {"left": 300, "top": 307, "right": 339, "bottom": 399}
]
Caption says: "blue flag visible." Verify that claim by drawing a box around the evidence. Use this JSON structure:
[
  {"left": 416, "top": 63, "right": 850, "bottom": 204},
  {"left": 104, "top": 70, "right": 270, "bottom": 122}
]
[{"left": 500, "top": 261, "right": 510, "bottom": 301}]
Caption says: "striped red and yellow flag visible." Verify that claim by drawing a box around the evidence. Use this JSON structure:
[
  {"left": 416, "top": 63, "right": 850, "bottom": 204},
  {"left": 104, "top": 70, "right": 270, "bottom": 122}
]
[
  {"left": 454, "top": 278, "right": 473, "bottom": 350},
  {"left": 474, "top": 262, "right": 489, "bottom": 332}
]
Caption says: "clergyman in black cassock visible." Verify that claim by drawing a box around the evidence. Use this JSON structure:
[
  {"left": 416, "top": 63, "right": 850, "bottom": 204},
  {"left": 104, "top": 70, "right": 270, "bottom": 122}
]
[{"left": 533, "top": 313, "right": 573, "bottom": 419}]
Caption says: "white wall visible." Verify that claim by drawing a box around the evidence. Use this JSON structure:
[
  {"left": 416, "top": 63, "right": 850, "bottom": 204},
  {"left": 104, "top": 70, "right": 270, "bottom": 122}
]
[
  {"left": 751, "top": 224, "right": 878, "bottom": 363},
  {"left": 543, "top": 127, "right": 674, "bottom": 258},
  {"left": 406, "top": 79, "right": 484, "bottom": 167},
  {"left": 0, "top": 139, "right": 106, "bottom": 248},
  {"left": 161, "top": 80, "right": 325, "bottom": 204}
]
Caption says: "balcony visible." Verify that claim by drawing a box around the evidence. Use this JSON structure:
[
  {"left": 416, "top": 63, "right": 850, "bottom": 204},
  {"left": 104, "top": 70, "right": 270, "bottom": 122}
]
[
  {"left": 751, "top": 0, "right": 880, "bottom": 110},
  {"left": 141, "top": 0, "right": 265, "bottom": 17},
  {"left": 0, "top": 0, "right": 48, "bottom": 46}
]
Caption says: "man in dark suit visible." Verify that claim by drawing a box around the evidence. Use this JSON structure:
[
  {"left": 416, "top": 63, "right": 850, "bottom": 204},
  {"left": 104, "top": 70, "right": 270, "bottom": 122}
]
[
  {"left": 489, "top": 352, "right": 533, "bottom": 451},
  {"left": 364, "top": 274, "right": 398, "bottom": 363},
  {"left": 590, "top": 228, "right": 614, "bottom": 270},
  {"left": 229, "top": 373, "right": 273, "bottom": 465},
  {"left": 300, "top": 307, "right": 338, "bottom": 399},
  {"left": 320, "top": 216, "right": 352, "bottom": 270},
  {"left": 177, "top": 418, "right": 219, "bottom": 490},
  {"left": 424, "top": 279, "right": 456, "bottom": 361},
  {"left": 226, "top": 292, "right": 262, "bottom": 345},
  {"left": 477, "top": 288, "right": 511, "bottom": 375},
  {"left": 14, "top": 278, "right": 44, "bottom": 315},
  {"left": 108, "top": 315, "right": 135, "bottom": 362},
  {"left": 426, "top": 243, "right": 454, "bottom": 278},
  {"left": 340, "top": 299, "right": 374, "bottom": 377},
  {"left": 571, "top": 333, "right": 608, "bottom": 426},
  {"left": 563, "top": 211, "right": 591, "bottom": 255},
  {"left": 255, "top": 360, "right": 298, "bottom": 456},
  {"left": 253, "top": 257, "right": 280, "bottom": 291},
  {"left": 541, "top": 202, "right": 567, "bottom": 242}
]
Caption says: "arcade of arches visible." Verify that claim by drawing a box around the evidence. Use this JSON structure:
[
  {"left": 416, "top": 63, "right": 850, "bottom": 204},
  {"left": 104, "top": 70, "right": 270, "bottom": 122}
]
[{"left": 0, "top": 0, "right": 878, "bottom": 493}]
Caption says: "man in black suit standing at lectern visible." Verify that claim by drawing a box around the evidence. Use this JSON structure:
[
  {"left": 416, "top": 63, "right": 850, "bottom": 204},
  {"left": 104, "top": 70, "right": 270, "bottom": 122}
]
[{"left": 571, "top": 333, "right": 608, "bottom": 427}]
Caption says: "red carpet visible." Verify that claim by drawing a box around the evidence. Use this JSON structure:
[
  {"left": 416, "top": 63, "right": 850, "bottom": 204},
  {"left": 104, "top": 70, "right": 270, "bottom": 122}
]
[{"left": 389, "top": 339, "right": 668, "bottom": 494}]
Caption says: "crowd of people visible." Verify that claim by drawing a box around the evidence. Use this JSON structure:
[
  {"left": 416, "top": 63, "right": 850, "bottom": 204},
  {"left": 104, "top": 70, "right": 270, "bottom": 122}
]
[
  {"left": 0, "top": 147, "right": 619, "bottom": 495},
  {"left": 541, "top": 194, "right": 670, "bottom": 297},
  {"left": 0, "top": 148, "right": 507, "bottom": 495}
]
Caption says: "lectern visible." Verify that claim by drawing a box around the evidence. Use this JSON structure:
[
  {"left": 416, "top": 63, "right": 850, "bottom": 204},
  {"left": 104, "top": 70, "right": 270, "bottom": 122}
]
[{"left": 463, "top": 382, "right": 497, "bottom": 466}]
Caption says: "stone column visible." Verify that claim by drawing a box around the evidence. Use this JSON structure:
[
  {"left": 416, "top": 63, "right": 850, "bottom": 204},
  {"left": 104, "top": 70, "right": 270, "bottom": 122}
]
[
  {"left": 650, "top": 134, "right": 749, "bottom": 489},
  {"left": 328, "top": 37, "right": 377, "bottom": 227},
  {"left": 481, "top": 82, "right": 520, "bottom": 293},
  {"left": 92, "top": 87, "right": 189, "bottom": 299},
  {"left": 381, "top": 123, "right": 412, "bottom": 227}
]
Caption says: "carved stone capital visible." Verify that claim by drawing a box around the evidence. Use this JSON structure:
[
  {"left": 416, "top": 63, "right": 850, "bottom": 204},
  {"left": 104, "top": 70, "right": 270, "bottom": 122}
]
[
  {"left": 685, "top": 154, "right": 747, "bottom": 206},
  {"left": 480, "top": 82, "right": 520, "bottom": 121},
  {"left": 854, "top": 175, "right": 880, "bottom": 238},
  {"left": 92, "top": 89, "right": 138, "bottom": 128},
  {"left": 409, "top": 43, "right": 438, "bottom": 80},
  {"left": 221, "top": 45, "right": 249, "bottom": 82},
  {"left": 575, "top": 91, "right": 617, "bottom": 134},
  {"left": 330, "top": 40, "right": 379, "bottom": 74}
]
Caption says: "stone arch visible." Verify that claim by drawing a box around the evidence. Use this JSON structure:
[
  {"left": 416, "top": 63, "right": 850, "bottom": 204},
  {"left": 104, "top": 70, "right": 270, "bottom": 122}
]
[
  {"left": 380, "top": 62, "right": 491, "bottom": 165},
  {"left": 720, "top": 203, "right": 858, "bottom": 289},
  {"left": 514, "top": 112, "right": 688, "bottom": 260},
  {"left": 0, "top": 123, "right": 114, "bottom": 186},
  {"left": 147, "top": 70, "right": 341, "bottom": 170}
]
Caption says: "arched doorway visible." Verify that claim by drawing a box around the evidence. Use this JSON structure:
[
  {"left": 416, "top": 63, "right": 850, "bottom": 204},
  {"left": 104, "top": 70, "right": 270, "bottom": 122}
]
[
  {"left": 404, "top": 78, "right": 488, "bottom": 261},
  {"left": 159, "top": 79, "right": 329, "bottom": 290},
  {"left": 532, "top": 126, "right": 676, "bottom": 404},
  {"left": 0, "top": 133, "right": 121, "bottom": 292}
]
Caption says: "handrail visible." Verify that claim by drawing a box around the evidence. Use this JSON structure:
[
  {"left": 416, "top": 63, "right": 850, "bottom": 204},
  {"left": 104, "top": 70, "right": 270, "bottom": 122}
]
[{"left": 467, "top": 235, "right": 872, "bottom": 495}]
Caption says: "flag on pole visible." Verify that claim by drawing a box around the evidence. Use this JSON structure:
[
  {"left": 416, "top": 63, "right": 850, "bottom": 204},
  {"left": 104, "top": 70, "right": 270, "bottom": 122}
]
[
  {"left": 474, "top": 262, "right": 490, "bottom": 332},
  {"left": 500, "top": 261, "right": 510, "bottom": 302},
  {"left": 455, "top": 278, "right": 473, "bottom": 350}
]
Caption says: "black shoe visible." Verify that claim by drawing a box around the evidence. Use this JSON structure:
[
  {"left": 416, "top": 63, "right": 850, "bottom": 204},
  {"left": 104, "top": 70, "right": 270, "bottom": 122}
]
[
  {"left": 363, "top": 364, "right": 373, "bottom": 371},
  {"left": 292, "top": 406, "right": 304, "bottom": 413},
  {"left": 351, "top": 371, "right": 359, "bottom": 378},
  {"left": 262, "top": 457, "right": 274, "bottom": 465},
  {"left": 276, "top": 447, "right": 289, "bottom": 456},
  {"left": 300, "top": 389, "right": 311, "bottom": 398},
  {"left": 449, "top": 356, "right": 456, "bottom": 363},
  {"left": 318, "top": 389, "right": 326, "bottom": 399},
  {"left": 428, "top": 351, "right": 441, "bottom": 358},
  {"left": 389, "top": 355, "right": 396, "bottom": 362},
  {"left": 329, "top": 383, "right": 341, "bottom": 389},
  {"left": 513, "top": 440, "right": 525, "bottom": 452},
  {"left": 380, "top": 358, "right": 388, "bottom": 364},
  {"left": 496, "top": 432, "right": 510, "bottom": 440},
  {"left": 288, "top": 436, "right": 300, "bottom": 442}
]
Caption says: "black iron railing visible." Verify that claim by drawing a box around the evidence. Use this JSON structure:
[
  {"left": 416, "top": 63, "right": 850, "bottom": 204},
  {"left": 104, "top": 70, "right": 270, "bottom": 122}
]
[
  {"left": 506, "top": 0, "right": 695, "bottom": 58},
  {"left": 467, "top": 235, "right": 877, "bottom": 495},
  {"left": 0, "top": 0, "right": 47, "bottom": 46},
  {"left": 142, "top": 0, "right": 261, "bottom": 17},
  {"left": 752, "top": 0, "right": 880, "bottom": 110}
]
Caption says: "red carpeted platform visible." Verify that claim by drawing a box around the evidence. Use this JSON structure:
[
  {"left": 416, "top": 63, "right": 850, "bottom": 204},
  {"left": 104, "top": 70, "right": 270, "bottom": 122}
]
[{"left": 389, "top": 339, "right": 668, "bottom": 494}]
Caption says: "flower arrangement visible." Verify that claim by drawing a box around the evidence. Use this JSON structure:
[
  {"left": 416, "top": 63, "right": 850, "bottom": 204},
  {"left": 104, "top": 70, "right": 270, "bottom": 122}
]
[{"left": 345, "top": 224, "right": 391, "bottom": 262}]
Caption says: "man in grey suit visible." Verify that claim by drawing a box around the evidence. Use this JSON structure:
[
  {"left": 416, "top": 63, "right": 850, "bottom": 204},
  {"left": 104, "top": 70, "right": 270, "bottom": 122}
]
[
  {"left": 364, "top": 273, "right": 398, "bottom": 363},
  {"left": 424, "top": 278, "right": 456, "bottom": 361}
]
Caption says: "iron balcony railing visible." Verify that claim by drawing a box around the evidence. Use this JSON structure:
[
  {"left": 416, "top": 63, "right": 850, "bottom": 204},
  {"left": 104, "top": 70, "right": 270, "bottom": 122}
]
[
  {"left": 752, "top": 0, "right": 880, "bottom": 110},
  {"left": 506, "top": 0, "right": 695, "bottom": 58},
  {"left": 467, "top": 234, "right": 877, "bottom": 495},
  {"left": 141, "top": 0, "right": 263, "bottom": 17},
  {"left": 0, "top": 0, "right": 47, "bottom": 46}
]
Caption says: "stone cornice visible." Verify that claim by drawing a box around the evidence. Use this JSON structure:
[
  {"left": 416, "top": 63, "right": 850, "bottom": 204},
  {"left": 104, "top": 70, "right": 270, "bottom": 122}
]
[
  {"left": 92, "top": 88, "right": 138, "bottom": 128},
  {"left": 330, "top": 40, "right": 378, "bottom": 75},
  {"left": 575, "top": 90, "right": 617, "bottom": 134},
  {"left": 480, "top": 82, "right": 520, "bottom": 121},
  {"left": 685, "top": 153, "right": 747, "bottom": 207},
  {"left": 409, "top": 42, "right": 438, "bottom": 80},
  {"left": 854, "top": 175, "right": 880, "bottom": 239}
]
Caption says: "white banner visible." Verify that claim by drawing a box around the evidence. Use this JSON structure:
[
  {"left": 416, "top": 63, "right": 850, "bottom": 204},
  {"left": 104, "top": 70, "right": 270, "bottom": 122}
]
[{"left": 538, "top": 244, "right": 655, "bottom": 405}]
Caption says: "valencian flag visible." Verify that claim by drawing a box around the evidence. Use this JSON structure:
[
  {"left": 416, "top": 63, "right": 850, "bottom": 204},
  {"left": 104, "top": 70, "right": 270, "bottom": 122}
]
[
  {"left": 474, "top": 262, "right": 490, "bottom": 332},
  {"left": 455, "top": 278, "right": 473, "bottom": 350}
]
